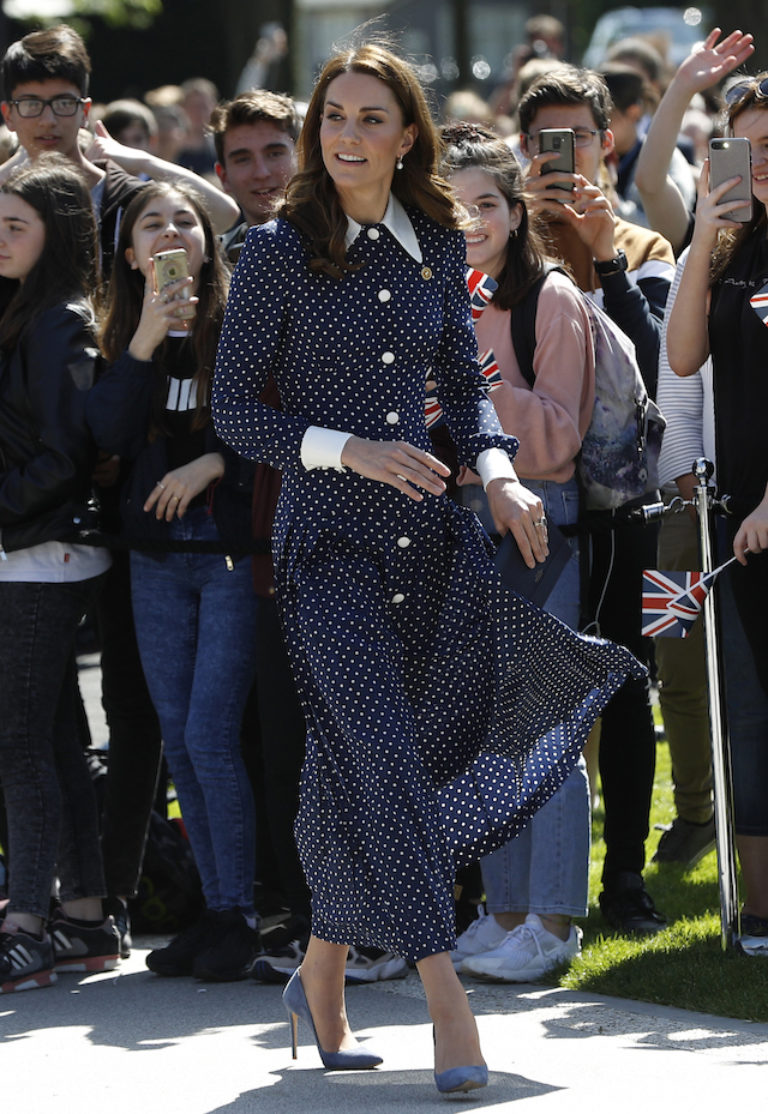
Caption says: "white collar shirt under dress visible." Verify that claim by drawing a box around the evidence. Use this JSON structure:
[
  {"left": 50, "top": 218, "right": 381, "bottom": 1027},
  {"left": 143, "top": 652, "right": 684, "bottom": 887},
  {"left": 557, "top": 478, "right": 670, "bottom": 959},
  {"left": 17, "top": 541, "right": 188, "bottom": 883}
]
[{"left": 212, "top": 197, "right": 640, "bottom": 963}]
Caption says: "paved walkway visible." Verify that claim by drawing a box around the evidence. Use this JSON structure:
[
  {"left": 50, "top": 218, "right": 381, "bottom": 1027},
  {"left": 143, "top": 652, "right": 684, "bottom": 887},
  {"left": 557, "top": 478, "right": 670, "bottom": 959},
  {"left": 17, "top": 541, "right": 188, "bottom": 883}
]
[{"left": 5, "top": 655, "right": 765, "bottom": 1112}]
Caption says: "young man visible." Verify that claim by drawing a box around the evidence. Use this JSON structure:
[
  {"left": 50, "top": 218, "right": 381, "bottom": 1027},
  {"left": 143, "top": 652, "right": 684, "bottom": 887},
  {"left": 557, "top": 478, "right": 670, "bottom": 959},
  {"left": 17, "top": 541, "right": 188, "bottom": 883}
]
[
  {"left": 0, "top": 23, "right": 238, "bottom": 274},
  {"left": 519, "top": 66, "right": 675, "bottom": 935},
  {"left": 210, "top": 89, "right": 300, "bottom": 259}
]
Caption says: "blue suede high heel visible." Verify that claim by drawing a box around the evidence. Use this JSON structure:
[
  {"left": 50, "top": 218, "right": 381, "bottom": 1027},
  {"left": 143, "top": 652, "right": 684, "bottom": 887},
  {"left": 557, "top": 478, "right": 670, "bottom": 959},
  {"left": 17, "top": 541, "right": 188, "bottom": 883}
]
[
  {"left": 282, "top": 968, "right": 383, "bottom": 1070},
  {"left": 432, "top": 1026, "right": 489, "bottom": 1094}
]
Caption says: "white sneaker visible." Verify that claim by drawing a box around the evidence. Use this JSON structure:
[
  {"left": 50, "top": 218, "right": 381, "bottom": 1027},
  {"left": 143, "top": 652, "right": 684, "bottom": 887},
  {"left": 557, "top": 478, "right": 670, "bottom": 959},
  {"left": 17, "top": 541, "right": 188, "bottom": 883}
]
[
  {"left": 461, "top": 913, "right": 582, "bottom": 982},
  {"left": 449, "top": 909, "right": 507, "bottom": 969}
]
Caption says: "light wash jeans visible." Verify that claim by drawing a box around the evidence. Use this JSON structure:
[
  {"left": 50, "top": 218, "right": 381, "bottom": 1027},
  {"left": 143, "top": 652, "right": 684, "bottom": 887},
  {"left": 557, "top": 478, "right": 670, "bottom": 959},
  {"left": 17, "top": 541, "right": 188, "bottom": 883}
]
[
  {"left": 130, "top": 507, "right": 259, "bottom": 915},
  {"left": 464, "top": 477, "right": 590, "bottom": 917}
]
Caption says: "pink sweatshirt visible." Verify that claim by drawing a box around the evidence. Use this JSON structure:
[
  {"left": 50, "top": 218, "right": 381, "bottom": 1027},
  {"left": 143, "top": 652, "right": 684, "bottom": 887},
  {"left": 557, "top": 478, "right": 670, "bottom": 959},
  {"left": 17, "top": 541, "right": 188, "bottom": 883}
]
[{"left": 467, "top": 270, "right": 595, "bottom": 484}]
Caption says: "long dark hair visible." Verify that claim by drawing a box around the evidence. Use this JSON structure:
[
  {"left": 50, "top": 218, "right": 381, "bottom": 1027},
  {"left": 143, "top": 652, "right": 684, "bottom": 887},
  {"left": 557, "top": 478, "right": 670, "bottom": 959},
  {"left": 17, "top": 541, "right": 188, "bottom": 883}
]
[
  {"left": 440, "top": 122, "right": 551, "bottom": 309},
  {"left": 100, "top": 181, "right": 229, "bottom": 432},
  {"left": 0, "top": 155, "right": 98, "bottom": 351},
  {"left": 279, "top": 40, "right": 464, "bottom": 278},
  {"left": 711, "top": 74, "right": 768, "bottom": 283}
]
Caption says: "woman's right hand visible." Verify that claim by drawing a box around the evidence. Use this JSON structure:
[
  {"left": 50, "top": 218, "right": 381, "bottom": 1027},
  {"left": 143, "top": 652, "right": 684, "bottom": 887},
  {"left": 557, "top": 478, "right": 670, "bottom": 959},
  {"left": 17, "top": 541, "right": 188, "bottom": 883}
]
[
  {"left": 340, "top": 436, "right": 450, "bottom": 501},
  {"left": 127, "top": 267, "right": 198, "bottom": 362}
]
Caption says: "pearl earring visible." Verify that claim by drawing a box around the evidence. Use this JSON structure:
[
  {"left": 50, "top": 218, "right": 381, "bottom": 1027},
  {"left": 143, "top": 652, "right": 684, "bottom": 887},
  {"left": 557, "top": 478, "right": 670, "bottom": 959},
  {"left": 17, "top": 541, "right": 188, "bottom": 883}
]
[{"left": 396, "top": 156, "right": 404, "bottom": 171}]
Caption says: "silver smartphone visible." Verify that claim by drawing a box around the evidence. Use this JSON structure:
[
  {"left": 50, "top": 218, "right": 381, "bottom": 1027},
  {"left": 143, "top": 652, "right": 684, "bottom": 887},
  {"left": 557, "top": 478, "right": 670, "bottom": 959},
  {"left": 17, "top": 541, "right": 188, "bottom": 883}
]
[
  {"left": 539, "top": 128, "right": 575, "bottom": 193},
  {"left": 709, "top": 137, "right": 753, "bottom": 223},
  {"left": 153, "top": 248, "right": 190, "bottom": 298}
]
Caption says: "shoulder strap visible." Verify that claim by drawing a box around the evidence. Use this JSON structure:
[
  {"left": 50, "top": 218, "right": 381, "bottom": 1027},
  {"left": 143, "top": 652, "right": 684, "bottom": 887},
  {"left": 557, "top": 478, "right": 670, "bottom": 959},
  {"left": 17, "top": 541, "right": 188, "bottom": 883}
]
[{"left": 509, "top": 263, "right": 569, "bottom": 388}]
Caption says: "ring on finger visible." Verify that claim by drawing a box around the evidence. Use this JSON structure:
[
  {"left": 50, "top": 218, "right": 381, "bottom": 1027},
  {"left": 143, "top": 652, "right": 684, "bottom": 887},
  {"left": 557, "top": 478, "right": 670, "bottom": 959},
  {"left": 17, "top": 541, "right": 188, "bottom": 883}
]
[
  {"left": 534, "top": 517, "right": 547, "bottom": 528},
  {"left": 155, "top": 480, "right": 166, "bottom": 490},
  {"left": 169, "top": 493, "right": 180, "bottom": 501}
]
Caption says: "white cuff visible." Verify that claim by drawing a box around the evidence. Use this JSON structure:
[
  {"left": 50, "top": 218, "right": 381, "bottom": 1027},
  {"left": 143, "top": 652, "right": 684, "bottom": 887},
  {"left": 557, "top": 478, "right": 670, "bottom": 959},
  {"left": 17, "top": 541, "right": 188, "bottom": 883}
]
[
  {"left": 300, "top": 426, "right": 353, "bottom": 471},
  {"left": 477, "top": 448, "right": 517, "bottom": 490}
]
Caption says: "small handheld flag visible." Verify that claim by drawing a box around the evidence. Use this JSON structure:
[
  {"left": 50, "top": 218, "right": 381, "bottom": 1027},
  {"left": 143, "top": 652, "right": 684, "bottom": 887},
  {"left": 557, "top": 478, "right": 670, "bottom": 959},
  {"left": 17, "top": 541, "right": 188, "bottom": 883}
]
[
  {"left": 467, "top": 268, "right": 497, "bottom": 321},
  {"left": 642, "top": 555, "right": 739, "bottom": 638},
  {"left": 750, "top": 280, "right": 768, "bottom": 327}
]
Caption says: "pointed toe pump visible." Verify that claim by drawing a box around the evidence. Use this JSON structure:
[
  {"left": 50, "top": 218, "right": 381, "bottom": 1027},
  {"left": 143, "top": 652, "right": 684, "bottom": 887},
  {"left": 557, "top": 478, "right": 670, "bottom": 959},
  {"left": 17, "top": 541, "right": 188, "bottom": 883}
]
[
  {"left": 282, "top": 968, "right": 383, "bottom": 1070},
  {"left": 434, "top": 1064, "right": 489, "bottom": 1094}
]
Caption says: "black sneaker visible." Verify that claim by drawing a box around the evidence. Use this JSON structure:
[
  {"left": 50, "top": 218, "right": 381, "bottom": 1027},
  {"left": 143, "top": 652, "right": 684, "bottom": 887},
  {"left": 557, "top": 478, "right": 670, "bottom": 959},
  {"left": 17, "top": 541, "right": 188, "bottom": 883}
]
[
  {"left": 106, "top": 898, "right": 132, "bottom": 959},
  {"left": 252, "top": 915, "right": 310, "bottom": 983},
  {"left": 0, "top": 924, "right": 57, "bottom": 993},
  {"left": 145, "top": 909, "right": 223, "bottom": 977},
  {"left": 193, "top": 910, "right": 261, "bottom": 982},
  {"left": 599, "top": 872, "right": 667, "bottom": 935},
  {"left": 652, "top": 817, "right": 716, "bottom": 868},
  {"left": 49, "top": 912, "right": 120, "bottom": 973}
]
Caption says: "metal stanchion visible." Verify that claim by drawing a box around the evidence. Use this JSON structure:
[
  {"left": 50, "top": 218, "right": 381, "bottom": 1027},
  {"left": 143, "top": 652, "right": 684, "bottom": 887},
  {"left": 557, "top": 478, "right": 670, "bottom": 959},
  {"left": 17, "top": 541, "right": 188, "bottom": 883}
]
[{"left": 692, "top": 458, "right": 739, "bottom": 949}]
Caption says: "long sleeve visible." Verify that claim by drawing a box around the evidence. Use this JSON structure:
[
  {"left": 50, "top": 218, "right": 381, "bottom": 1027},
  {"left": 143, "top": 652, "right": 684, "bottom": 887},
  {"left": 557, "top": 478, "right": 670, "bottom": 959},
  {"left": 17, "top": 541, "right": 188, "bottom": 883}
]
[
  {"left": 212, "top": 224, "right": 315, "bottom": 471},
  {"left": 86, "top": 348, "right": 154, "bottom": 460},
  {"left": 0, "top": 306, "right": 98, "bottom": 527}
]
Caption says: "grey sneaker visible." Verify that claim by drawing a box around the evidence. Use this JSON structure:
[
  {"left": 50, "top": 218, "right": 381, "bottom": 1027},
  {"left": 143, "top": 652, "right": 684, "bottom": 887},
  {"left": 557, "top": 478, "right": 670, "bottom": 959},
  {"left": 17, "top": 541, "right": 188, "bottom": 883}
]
[
  {"left": 344, "top": 945, "right": 408, "bottom": 983},
  {"left": 652, "top": 817, "right": 716, "bottom": 868},
  {"left": 737, "top": 913, "right": 768, "bottom": 957},
  {"left": 0, "top": 924, "right": 57, "bottom": 993}
]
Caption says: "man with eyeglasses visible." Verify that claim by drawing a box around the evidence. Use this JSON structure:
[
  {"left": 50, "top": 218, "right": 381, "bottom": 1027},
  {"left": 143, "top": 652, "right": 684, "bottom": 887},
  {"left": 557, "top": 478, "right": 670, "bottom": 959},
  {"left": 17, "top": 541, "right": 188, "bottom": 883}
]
[{"left": 517, "top": 66, "right": 676, "bottom": 938}]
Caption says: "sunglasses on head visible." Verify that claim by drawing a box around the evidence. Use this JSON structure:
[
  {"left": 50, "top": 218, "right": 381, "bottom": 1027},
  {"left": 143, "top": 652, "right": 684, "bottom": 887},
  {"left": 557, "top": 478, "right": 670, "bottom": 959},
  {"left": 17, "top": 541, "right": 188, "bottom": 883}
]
[{"left": 724, "top": 76, "right": 768, "bottom": 106}]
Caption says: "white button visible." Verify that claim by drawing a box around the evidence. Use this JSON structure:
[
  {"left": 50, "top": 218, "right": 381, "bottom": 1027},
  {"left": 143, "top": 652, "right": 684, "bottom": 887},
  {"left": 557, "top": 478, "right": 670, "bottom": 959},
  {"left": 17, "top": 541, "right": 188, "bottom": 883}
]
[
  {"left": 378, "top": 289, "right": 391, "bottom": 302},
  {"left": 391, "top": 592, "right": 405, "bottom": 604},
  {"left": 382, "top": 351, "right": 395, "bottom": 364},
  {"left": 385, "top": 411, "right": 399, "bottom": 425},
  {"left": 367, "top": 227, "right": 380, "bottom": 240},
  {"left": 397, "top": 536, "right": 411, "bottom": 548}
]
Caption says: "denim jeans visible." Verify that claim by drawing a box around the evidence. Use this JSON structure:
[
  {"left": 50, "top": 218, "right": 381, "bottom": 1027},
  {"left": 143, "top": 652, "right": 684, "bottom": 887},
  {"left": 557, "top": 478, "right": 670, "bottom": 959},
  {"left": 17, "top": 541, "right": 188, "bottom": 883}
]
[
  {"left": 0, "top": 576, "right": 106, "bottom": 918},
  {"left": 130, "top": 508, "right": 259, "bottom": 914},
  {"left": 470, "top": 478, "right": 591, "bottom": 917}
]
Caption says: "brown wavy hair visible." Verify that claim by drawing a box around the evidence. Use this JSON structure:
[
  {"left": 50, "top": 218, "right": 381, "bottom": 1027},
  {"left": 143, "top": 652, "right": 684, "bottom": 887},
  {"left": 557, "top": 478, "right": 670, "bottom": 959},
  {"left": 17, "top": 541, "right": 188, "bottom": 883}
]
[
  {"left": 278, "top": 41, "right": 464, "bottom": 278},
  {"left": 440, "top": 122, "right": 555, "bottom": 309},
  {"left": 710, "top": 74, "right": 768, "bottom": 283},
  {"left": 100, "top": 181, "right": 229, "bottom": 434}
]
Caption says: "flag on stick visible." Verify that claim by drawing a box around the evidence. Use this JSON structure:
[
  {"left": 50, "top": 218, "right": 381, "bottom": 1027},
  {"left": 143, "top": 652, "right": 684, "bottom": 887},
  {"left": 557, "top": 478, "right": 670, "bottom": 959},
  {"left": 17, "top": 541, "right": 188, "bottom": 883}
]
[
  {"left": 467, "top": 268, "right": 497, "bottom": 320},
  {"left": 642, "top": 556, "right": 739, "bottom": 638}
]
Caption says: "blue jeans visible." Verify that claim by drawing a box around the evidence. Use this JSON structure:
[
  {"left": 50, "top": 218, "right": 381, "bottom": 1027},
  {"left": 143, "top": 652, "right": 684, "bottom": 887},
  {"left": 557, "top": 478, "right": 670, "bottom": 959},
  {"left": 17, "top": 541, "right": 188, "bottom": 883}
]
[
  {"left": 469, "top": 478, "right": 590, "bottom": 917},
  {"left": 0, "top": 577, "right": 106, "bottom": 918},
  {"left": 130, "top": 508, "right": 259, "bottom": 914}
]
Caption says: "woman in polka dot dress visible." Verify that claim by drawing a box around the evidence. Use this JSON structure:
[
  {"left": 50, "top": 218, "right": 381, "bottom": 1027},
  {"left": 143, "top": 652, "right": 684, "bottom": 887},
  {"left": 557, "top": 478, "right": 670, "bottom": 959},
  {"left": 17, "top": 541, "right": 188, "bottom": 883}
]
[{"left": 212, "top": 42, "right": 641, "bottom": 1094}]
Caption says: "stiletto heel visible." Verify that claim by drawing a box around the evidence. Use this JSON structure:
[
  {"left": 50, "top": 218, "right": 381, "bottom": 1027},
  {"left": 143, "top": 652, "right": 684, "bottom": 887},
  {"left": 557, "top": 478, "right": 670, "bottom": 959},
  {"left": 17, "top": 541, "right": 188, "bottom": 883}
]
[
  {"left": 289, "top": 1010, "right": 298, "bottom": 1059},
  {"left": 282, "top": 968, "right": 383, "bottom": 1070},
  {"left": 432, "top": 1025, "right": 488, "bottom": 1094}
]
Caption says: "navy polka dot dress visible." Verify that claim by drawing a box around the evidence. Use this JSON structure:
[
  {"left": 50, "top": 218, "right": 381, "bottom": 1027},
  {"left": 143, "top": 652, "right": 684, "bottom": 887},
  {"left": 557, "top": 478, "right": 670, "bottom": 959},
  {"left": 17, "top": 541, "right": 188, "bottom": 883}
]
[{"left": 212, "top": 207, "right": 641, "bottom": 963}]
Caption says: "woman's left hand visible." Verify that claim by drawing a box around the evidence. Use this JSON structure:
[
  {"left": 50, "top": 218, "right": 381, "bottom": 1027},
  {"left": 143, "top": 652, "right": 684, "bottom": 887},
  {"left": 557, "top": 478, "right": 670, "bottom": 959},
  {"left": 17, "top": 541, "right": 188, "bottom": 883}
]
[
  {"left": 486, "top": 477, "right": 549, "bottom": 569},
  {"left": 144, "top": 453, "right": 225, "bottom": 521}
]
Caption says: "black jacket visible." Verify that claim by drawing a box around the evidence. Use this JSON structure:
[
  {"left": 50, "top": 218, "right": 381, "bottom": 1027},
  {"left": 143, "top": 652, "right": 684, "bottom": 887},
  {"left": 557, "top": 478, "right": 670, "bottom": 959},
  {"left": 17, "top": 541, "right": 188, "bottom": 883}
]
[
  {"left": 0, "top": 301, "right": 100, "bottom": 556},
  {"left": 95, "top": 160, "right": 146, "bottom": 282},
  {"left": 86, "top": 348, "right": 255, "bottom": 554}
]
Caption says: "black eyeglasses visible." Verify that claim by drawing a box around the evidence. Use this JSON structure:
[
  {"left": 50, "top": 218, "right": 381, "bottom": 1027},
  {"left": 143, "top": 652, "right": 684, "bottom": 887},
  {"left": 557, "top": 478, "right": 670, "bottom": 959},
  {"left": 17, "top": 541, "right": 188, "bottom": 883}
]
[
  {"left": 7, "top": 95, "right": 85, "bottom": 118},
  {"left": 724, "top": 76, "right": 768, "bottom": 106}
]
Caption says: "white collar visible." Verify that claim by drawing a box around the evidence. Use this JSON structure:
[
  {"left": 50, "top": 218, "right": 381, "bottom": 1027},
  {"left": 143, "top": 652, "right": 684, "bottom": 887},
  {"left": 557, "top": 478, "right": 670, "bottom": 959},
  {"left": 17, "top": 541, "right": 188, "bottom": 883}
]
[{"left": 344, "top": 194, "right": 423, "bottom": 263}]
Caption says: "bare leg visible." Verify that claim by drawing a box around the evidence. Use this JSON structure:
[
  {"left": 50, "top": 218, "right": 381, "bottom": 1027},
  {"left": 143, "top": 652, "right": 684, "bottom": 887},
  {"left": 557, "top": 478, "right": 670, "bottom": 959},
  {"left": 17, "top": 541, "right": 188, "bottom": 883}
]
[
  {"left": 416, "top": 951, "right": 485, "bottom": 1074},
  {"left": 298, "top": 934, "right": 357, "bottom": 1053},
  {"left": 737, "top": 834, "right": 768, "bottom": 920}
]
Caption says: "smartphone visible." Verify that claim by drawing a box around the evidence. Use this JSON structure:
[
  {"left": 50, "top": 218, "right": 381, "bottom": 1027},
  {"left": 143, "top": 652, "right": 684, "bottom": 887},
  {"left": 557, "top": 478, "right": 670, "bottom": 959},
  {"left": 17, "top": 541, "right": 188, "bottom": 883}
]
[
  {"left": 538, "top": 128, "right": 575, "bottom": 193},
  {"left": 709, "top": 137, "right": 753, "bottom": 223},
  {"left": 153, "top": 248, "right": 190, "bottom": 298}
]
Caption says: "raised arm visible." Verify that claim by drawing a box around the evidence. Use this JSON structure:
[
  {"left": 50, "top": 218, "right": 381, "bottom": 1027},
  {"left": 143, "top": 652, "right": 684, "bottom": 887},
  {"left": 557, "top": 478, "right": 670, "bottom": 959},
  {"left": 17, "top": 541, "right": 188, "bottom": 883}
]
[
  {"left": 634, "top": 28, "right": 754, "bottom": 253},
  {"left": 86, "top": 120, "right": 240, "bottom": 233}
]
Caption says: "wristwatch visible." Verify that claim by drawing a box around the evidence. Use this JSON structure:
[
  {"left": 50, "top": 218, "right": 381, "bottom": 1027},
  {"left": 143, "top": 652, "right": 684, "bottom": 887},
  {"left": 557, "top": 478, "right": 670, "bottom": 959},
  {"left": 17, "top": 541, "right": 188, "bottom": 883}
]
[{"left": 593, "top": 250, "right": 628, "bottom": 277}]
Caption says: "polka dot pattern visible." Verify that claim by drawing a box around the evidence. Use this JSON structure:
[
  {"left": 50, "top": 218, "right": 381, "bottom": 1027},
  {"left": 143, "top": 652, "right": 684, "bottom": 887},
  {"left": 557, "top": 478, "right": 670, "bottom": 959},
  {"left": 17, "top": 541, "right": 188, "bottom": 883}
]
[{"left": 212, "top": 210, "right": 642, "bottom": 963}]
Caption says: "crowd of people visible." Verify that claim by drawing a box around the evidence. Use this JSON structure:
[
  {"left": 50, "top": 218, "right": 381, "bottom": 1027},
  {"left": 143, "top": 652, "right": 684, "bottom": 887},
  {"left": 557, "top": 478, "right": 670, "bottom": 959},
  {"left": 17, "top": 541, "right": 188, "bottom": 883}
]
[{"left": 0, "top": 13, "right": 767, "bottom": 1096}]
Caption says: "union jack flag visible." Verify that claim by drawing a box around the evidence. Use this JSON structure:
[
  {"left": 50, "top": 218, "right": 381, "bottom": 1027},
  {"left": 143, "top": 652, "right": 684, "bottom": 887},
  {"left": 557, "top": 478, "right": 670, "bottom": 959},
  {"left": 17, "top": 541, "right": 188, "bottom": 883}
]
[
  {"left": 479, "top": 348, "right": 502, "bottom": 391},
  {"left": 641, "top": 567, "right": 719, "bottom": 638},
  {"left": 750, "top": 282, "right": 768, "bottom": 327},
  {"left": 467, "top": 268, "right": 497, "bottom": 320}
]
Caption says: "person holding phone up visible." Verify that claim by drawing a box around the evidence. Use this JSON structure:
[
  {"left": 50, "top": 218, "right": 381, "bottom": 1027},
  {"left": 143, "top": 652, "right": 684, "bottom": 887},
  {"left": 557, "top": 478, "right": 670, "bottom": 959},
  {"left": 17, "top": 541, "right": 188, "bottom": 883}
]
[
  {"left": 87, "top": 182, "right": 262, "bottom": 981},
  {"left": 517, "top": 67, "right": 676, "bottom": 936},
  {"left": 668, "top": 72, "right": 768, "bottom": 958}
]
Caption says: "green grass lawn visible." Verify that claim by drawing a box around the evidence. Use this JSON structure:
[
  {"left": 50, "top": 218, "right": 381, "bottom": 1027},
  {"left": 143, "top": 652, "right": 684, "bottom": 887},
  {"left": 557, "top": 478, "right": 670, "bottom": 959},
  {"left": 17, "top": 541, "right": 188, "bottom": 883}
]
[{"left": 556, "top": 727, "right": 768, "bottom": 1022}]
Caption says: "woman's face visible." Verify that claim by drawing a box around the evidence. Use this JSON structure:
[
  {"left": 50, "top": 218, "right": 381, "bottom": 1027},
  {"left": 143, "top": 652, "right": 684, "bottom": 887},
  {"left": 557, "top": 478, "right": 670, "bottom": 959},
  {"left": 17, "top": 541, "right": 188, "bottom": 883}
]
[
  {"left": 0, "top": 193, "right": 46, "bottom": 283},
  {"left": 732, "top": 106, "right": 768, "bottom": 212},
  {"left": 451, "top": 166, "right": 521, "bottom": 281},
  {"left": 319, "top": 71, "right": 416, "bottom": 203},
  {"left": 125, "top": 190, "right": 206, "bottom": 290}
]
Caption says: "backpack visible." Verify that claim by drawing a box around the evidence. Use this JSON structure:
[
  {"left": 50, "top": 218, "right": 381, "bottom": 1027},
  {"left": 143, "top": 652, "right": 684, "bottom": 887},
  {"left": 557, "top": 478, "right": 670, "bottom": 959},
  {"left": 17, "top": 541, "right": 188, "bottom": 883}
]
[{"left": 511, "top": 265, "right": 665, "bottom": 513}]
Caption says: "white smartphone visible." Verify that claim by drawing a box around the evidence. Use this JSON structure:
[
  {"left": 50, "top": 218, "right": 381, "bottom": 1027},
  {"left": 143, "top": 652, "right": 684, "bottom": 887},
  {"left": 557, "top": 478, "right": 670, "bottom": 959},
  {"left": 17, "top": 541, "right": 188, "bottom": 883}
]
[{"left": 709, "top": 137, "right": 753, "bottom": 223}]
